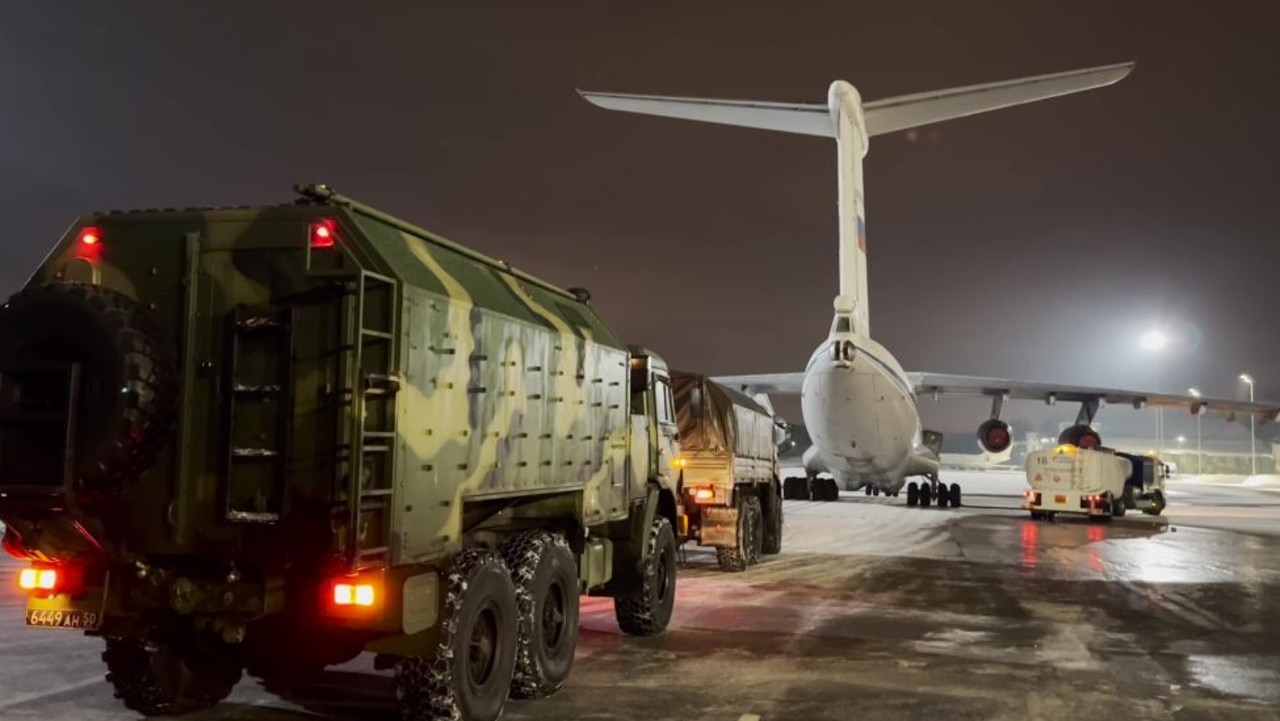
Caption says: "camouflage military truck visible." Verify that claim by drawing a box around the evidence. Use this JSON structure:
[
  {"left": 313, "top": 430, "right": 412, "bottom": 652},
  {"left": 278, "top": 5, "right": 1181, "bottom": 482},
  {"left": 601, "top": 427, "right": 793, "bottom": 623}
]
[
  {"left": 670, "top": 371, "right": 782, "bottom": 571},
  {"left": 0, "top": 184, "right": 682, "bottom": 721}
]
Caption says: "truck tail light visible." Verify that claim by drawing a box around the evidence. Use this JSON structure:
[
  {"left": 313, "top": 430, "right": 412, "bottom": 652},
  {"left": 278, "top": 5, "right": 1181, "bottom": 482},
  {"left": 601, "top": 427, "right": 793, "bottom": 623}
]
[
  {"left": 19, "top": 567, "right": 56, "bottom": 591},
  {"left": 691, "top": 487, "right": 715, "bottom": 503},
  {"left": 332, "top": 581, "right": 377, "bottom": 608},
  {"left": 310, "top": 218, "right": 337, "bottom": 249},
  {"left": 17, "top": 564, "right": 81, "bottom": 596}
]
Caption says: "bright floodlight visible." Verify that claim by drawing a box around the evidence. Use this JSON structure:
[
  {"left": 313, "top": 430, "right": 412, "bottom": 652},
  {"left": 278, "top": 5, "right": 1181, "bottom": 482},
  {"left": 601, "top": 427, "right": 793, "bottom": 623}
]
[
  {"left": 1176, "top": 435, "right": 1186, "bottom": 443},
  {"left": 1188, "top": 387, "right": 1201, "bottom": 398},
  {"left": 1240, "top": 373, "right": 1254, "bottom": 385},
  {"left": 1140, "top": 329, "right": 1168, "bottom": 352}
]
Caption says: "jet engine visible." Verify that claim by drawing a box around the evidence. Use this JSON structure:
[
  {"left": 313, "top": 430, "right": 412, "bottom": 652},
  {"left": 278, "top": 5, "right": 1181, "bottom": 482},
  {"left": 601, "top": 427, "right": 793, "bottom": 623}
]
[
  {"left": 1058, "top": 423, "right": 1102, "bottom": 449},
  {"left": 976, "top": 419, "right": 1013, "bottom": 454}
]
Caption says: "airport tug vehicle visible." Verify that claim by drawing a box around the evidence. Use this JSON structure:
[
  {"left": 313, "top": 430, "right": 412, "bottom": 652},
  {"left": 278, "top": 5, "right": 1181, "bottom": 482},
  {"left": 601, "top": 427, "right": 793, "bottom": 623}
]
[
  {"left": 0, "top": 184, "right": 683, "bottom": 721},
  {"left": 1023, "top": 444, "right": 1168, "bottom": 521}
]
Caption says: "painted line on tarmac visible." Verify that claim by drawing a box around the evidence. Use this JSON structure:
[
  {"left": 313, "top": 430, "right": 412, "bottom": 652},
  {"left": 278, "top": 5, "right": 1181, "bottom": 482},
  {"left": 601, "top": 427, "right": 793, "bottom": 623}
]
[
  {"left": 0, "top": 675, "right": 102, "bottom": 709},
  {"left": 738, "top": 715, "right": 762, "bottom": 721}
]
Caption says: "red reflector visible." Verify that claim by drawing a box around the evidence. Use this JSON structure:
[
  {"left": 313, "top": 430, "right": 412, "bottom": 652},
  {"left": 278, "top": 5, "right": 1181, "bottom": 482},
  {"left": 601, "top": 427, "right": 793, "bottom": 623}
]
[
  {"left": 310, "top": 219, "right": 337, "bottom": 248},
  {"left": 77, "top": 227, "right": 101, "bottom": 246}
]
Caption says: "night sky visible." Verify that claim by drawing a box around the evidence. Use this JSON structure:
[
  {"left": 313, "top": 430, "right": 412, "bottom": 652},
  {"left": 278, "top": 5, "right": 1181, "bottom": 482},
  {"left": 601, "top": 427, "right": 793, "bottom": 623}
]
[{"left": 3, "top": 1, "right": 1278, "bottom": 444}]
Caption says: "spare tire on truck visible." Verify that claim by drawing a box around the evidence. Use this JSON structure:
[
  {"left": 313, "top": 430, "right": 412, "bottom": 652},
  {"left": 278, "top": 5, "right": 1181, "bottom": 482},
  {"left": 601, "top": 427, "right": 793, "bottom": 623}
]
[{"left": 0, "top": 282, "right": 178, "bottom": 491}]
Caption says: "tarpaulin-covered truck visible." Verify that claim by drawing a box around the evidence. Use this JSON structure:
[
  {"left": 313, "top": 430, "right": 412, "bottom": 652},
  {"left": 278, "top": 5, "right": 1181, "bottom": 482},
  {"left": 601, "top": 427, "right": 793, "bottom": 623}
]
[
  {"left": 1023, "top": 444, "right": 1167, "bottom": 521},
  {"left": 0, "top": 184, "right": 683, "bottom": 721},
  {"left": 670, "top": 371, "right": 782, "bottom": 571}
]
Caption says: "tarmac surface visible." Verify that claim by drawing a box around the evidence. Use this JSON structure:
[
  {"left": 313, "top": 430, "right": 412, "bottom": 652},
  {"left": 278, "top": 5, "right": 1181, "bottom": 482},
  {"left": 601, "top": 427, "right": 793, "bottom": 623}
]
[{"left": 1, "top": 470, "right": 1278, "bottom": 720}]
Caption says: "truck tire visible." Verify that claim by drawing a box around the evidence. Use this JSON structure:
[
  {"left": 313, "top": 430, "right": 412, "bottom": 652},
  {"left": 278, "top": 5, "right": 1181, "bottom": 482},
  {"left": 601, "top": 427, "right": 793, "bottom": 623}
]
[
  {"left": 761, "top": 485, "right": 783, "bottom": 555},
  {"left": 1112, "top": 497, "right": 1127, "bottom": 518},
  {"left": 717, "top": 495, "right": 763, "bottom": 572},
  {"left": 500, "top": 531, "right": 579, "bottom": 699},
  {"left": 1145, "top": 490, "right": 1167, "bottom": 516},
  {"left": 614, "top": 517, "right": 677, "bottom": 636},
  {"left": 396, "top": 549, "right": 517, "bottom": 721},
  {"left": 103, "top": 631, "right": 242, "bottom": 716},
  {"left": 0, "top": 282, "right": 177, "bottom": 490}
]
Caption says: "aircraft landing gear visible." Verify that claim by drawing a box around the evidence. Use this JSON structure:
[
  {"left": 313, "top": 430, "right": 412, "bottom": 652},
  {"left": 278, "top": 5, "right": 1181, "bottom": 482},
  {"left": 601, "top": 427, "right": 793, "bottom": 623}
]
[
  {"left": 811, "top": 476, "right": 840, "bottom": 502},
  {"left": 905, "top": 476, "right": 962, "bottom": 509}
]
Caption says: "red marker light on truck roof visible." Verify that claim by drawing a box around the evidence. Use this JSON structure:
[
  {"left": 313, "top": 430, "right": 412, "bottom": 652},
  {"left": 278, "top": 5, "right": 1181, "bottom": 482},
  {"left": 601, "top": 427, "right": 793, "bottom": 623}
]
[
  {"left": 310, "top": 219, "right": 337, "bottom": 248},
  {"left": 78, "top": 228, "right": 100, "bottom": 246}
]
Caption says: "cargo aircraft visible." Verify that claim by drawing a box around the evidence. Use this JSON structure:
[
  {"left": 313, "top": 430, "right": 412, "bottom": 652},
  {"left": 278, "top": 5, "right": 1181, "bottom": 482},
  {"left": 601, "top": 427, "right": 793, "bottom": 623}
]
[{"left": 581, "top": 64, "right": 1280, "bottom": 507}]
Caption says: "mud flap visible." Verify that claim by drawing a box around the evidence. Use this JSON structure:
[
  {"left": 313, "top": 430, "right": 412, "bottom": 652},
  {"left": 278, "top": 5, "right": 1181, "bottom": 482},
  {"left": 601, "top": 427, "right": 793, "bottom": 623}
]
[{"left": 700, "top": 506, "right": 739, "bottom": 547}]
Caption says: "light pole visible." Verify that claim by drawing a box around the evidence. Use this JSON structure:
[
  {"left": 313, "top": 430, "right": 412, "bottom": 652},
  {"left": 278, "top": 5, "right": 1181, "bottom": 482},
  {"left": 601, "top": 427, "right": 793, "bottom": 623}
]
[
  {"left": 1141, "top": 330, "right": 1168, "bottom": 453},
  {"left": 1241, "top": 373, "right": 1256, "bottom": 475},
  {"left": 1189, "top": 387, "right": 1203, "bottom": 475}
]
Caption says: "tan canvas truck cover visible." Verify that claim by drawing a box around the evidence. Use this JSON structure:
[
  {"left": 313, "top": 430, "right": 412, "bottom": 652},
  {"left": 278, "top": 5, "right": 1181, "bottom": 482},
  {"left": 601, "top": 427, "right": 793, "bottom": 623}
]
[{"left": 671, "top": 371, "right": 775, "bottom": 486}]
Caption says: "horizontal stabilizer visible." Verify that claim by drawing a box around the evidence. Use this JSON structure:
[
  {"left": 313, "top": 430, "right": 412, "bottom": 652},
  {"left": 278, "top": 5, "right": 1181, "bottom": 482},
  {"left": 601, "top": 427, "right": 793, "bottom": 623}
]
[
  {"left": 863, "top": 62, "right": 1134, "bottom": 137},
  {"left": 578, "top": 62, "right": 1133, "bottom": 139},
  {"left": 578, "top": 90, "right": 830, "bottom": 137},
  {"left": 712, "top": 372, "right": 806, "bottom": 396}
]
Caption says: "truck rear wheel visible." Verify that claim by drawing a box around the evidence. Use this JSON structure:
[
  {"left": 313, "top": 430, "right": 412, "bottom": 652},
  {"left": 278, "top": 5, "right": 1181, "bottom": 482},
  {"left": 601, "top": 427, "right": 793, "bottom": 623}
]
[
  {"left": 501, "top": 531, "right": 579, "bottom": 699},
  {"left": 396, "top": 549, "right": 517, "bottom": 721},
  {"left": 103, "top": 630, "right": 243, "bottom": 716},
  {"left": 762, "top": 485, "right": 783, "bottom": 555},
  {"left": 614, "top": 517, "right": 677, "bottom": 636},
  {"left": 716, "top": 495, "right": 763, "bottom": 572}
]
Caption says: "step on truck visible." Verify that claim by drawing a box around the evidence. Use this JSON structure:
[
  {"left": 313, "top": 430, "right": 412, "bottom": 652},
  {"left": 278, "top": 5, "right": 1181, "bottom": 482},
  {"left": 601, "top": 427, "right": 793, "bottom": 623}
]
[
  {"left": 1023, "top": 444, "right": 1167, "bottom": 521},
  {"left": 0, "top": 184, "right": 683, "bottom": 721},
  {"left": 670, "top": 371, "right": 783, "bottom": 571}
]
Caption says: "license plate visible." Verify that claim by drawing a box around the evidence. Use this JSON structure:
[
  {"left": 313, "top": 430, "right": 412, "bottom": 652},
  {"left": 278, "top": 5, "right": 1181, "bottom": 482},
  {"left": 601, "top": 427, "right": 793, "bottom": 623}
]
[
  {"left": 26, "top": 587, "right": 105, "bottom": 631},
  {"left": 25, "top": 607, "right": 102, "bottom": 630},
  {"left": 1054, "top": 494, "right": 1067, "bottom": 504}
]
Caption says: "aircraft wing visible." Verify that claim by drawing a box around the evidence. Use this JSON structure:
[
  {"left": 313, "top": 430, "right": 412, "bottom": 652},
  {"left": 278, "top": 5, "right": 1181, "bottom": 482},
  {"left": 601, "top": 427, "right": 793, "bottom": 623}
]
[
  {"left": 712, "top": 373, "right": 805, "bottom": 395},
  {"left": 908, "top": 372, "right": 1280, "bottom": 421}
]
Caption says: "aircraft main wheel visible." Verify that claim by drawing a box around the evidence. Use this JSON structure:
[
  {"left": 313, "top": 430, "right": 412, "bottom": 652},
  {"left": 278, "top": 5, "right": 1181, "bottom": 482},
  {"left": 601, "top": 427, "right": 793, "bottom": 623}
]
[
  {"left": 934, "top": 484, "right": 949, "bottom": 508},
  {"left": 812, "top": 478, "right": 839, "bottom": 502},
  {"left": 906, "top": 482, "right": 919, "bottom": 507},
  {"left": 949, "top": 483, "right": 962, "bottom": 508},
  {"left": 873, "top": 487, "right": 881, "bottom": 497},
  {"left": 782, "top": 477, "right": 810, "bottom": 501},
  {"left": 864, "top": 486, "right": 872, "bottom": 496},
  {"left": 919, "top": 484, "right": 933, "bottom": 508}
]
